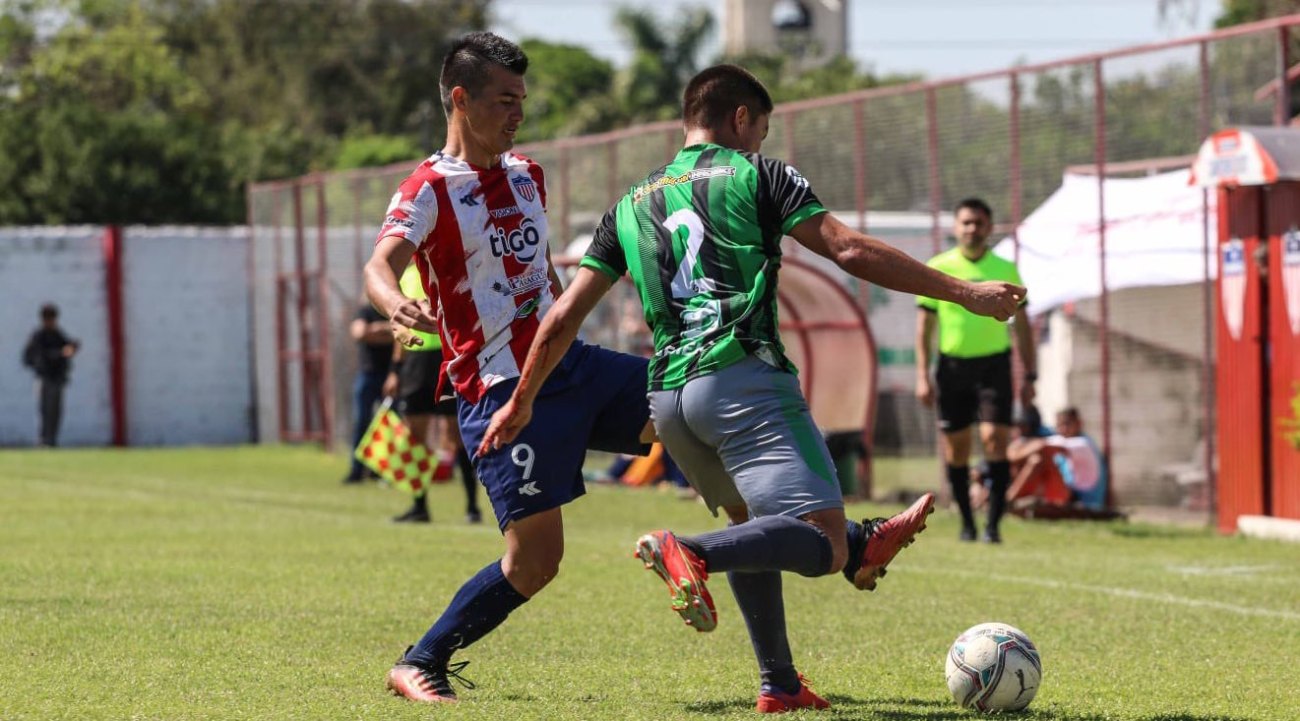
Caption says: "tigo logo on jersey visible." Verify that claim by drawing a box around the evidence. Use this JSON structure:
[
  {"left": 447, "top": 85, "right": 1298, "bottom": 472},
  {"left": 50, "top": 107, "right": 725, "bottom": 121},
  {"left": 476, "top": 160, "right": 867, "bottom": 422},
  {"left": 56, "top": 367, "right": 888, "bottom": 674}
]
[
  {"left": 489, "top": 217, "right": 542, "bottom": 262},
  {"left": 512, "top": 175, "right": 537, "bottom": 202}
]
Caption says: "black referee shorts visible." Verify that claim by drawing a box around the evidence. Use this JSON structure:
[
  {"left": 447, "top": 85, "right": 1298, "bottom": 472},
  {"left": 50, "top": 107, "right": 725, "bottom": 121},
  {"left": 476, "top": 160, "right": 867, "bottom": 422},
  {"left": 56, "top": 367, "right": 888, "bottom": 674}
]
[
  {"left": 397, "top": 349, "right": 457, "bottom": 417},
  {"left": 934, "top": 351, "right": 1014, "bottom": 433}
]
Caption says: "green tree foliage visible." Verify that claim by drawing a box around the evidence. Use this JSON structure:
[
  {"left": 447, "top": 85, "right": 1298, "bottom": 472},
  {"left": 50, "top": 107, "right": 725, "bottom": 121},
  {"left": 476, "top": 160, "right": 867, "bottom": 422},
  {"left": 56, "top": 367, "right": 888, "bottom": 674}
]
[
  {"left": 1213, "top": 0, "right": 1300, "bottom": 27},
  {"left": 516, "top": 39, "right": 616, "bottom": 142},
  {"left": 611, "top": 6, "right": 713, "bottom": 122},
  {"left": 0, "top": 3, "right": 230, "bottom": 223},
  {"left": 0, "top": 0, "right": 487, "bottom": 224}
]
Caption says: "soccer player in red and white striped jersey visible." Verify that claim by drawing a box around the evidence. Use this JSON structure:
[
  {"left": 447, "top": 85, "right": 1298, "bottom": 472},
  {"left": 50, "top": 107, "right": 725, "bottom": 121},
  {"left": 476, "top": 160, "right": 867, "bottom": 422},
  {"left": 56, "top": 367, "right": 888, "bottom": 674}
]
[{"left": 363, "top": 32, "right": 654, "bottom": 704}]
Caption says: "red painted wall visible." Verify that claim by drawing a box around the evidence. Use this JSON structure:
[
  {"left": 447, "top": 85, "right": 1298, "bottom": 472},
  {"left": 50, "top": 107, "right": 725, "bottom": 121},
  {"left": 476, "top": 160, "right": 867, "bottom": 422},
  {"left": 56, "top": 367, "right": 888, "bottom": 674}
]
[{"left": 1216, "top": 187, "right": 1267, "bottom": 533}]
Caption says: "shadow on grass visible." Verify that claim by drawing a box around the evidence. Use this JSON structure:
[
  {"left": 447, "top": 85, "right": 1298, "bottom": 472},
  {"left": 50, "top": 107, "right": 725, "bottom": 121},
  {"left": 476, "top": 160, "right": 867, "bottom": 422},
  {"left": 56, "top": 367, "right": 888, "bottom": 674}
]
[{"left": 684, "top": 695, "right": 1251, "bottom": 720}]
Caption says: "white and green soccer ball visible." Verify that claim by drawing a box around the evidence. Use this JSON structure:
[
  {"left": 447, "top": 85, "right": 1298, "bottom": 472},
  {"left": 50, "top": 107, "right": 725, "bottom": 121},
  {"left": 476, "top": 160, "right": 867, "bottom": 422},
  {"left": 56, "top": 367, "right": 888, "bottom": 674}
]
[{"left": 945, "top": 622, "right": 1042, "bottom": 713}]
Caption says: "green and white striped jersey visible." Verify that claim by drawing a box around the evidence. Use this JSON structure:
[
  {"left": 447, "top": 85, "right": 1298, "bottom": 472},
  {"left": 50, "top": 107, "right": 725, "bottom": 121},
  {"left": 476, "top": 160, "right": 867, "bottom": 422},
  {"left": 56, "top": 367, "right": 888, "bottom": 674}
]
[{"left": 580, "top": 143, "right": 826, "bottom": 391}]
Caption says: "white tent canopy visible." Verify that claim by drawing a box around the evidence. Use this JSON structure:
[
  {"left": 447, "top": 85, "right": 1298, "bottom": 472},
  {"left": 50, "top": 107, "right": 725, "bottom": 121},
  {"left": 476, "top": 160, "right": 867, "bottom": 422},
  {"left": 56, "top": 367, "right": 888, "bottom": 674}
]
[{"left": 998, "top": 169, "right": 1216, "bottom": 316}]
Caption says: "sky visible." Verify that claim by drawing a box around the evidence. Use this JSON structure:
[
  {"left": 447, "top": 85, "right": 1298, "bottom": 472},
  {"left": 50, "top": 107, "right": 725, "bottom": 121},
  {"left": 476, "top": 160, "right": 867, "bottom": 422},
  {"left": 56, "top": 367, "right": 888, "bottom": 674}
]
[{"left": 490, "top": 0, "right": 1219, "bottom": 80}]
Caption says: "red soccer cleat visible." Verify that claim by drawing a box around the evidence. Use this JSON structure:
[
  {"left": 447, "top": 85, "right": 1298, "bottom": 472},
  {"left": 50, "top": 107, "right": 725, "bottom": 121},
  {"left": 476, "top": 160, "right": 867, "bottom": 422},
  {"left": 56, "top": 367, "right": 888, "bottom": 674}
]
[
  {"left": 756, "top": 674, "right": 831, "bottom": 713},
  {"left": 385, "top": 650, "right": 473, "bottom": 704},
  {"left": 852, "top": 492, "right": 935, "bottom": 591},
  {"left": 634, "top": 530, "right": 717, "bottom": 632}
]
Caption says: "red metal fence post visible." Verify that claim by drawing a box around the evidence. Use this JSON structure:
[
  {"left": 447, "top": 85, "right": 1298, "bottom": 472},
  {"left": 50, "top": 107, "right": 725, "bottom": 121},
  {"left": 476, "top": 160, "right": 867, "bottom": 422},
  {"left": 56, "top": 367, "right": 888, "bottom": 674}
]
[
  {"left": 1094, "top": 59, "right": 1114, "bottom": 502},
  {"left": 559, "top": 145, "right": 572, "bottom": 249},
  {"left": 784, "top": 110, "right": 797, "bottom": 165},
  {"left": 273, "top": 189, "right": 288, "bottom": 442},
  {"left": 853, "top": 99, "right": 867, "bottom": 233},
  {"left": 926, "top": 88, "right": 942, "bottom": 255},
  {"left": 1009, "top": 72, "right": 1022, "bottom": 262},
  {"left": 607, "top": 140, "right": 619, "bottom": 207},
  {"left": 1200, "top": 40, "right": 1216, "bottom": 516},
  {"left": 1278, "top": 25, "right": 1292, "bottom": 127},
  {"left": 103, "top": 225, "right": 127, "bottom": 447},
  {"left": 316, "top": 178, "right": 334, "bottom": 450},
  {"left": 293, "top": 181, "right": 313, "bottom": 439}
]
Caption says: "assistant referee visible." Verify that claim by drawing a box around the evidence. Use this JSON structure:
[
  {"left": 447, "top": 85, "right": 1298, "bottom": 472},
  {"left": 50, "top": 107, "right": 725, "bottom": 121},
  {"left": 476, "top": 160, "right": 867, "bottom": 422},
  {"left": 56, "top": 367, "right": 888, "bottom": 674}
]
[{"left": 915, "top": 198, "right": 1036, "bottom": 544}]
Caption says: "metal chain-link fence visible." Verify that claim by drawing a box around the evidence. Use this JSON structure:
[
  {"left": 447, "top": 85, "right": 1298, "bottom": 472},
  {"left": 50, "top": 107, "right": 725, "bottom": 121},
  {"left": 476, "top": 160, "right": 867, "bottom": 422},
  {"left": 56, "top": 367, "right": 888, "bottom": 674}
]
[{"left": 249, "top": 15, "right": 1300, "bottom": 505}]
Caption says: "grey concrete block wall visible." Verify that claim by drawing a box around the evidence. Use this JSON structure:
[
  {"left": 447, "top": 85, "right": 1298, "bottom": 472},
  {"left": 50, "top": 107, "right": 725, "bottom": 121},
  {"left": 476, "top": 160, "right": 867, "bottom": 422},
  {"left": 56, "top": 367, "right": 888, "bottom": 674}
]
[{"left": 121, "top": 227, "right": 252, "bottom": 445}]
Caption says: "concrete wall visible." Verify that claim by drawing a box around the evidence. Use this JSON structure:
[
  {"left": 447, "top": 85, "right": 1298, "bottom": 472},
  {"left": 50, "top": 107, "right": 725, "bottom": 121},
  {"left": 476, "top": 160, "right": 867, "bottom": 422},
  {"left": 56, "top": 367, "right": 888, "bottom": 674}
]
[
  {"left": 0, "top": 227, "right": 251, "bottom": 447},
  {"left": 121, "top": 227, "right": 252, "bottom": 445},
  {"left": 1036, "top": 283, "right": 1210, "bottom": 505}
]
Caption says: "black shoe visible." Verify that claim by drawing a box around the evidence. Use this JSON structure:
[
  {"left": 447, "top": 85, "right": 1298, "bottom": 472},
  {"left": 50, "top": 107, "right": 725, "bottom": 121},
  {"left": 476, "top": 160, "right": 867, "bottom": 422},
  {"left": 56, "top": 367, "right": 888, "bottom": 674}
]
[
  {"left": 341, "top": 474, "right": 365, "bottom": 485},
  {"left": 393, "top": 506, "right": 431, "bottom": 523},
  {"left": 959, "top": 525, "right": 977, "bottom": 542},
  {"left": 465, "top": 510, "right": 483, "bottom": 525},
  {"left": 982, "top": 527, "right": 1002, "bottom": 544}
]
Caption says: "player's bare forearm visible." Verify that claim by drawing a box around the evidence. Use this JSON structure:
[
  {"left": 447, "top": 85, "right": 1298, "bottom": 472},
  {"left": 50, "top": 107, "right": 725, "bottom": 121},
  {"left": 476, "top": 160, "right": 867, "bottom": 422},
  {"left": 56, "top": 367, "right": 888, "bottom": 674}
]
[
  {"left": 364, "top": 236, "right": 416, "bottom": 317},
  {"left": 790, "top": 214, "right": 1022, "bottom": 320},
  {"left": 512, "top": 267, "right": 614, "bottom": 406},
  {"left": 1014, "top": 308, "right": 1036, "bottom": 375},
  {"left": 790, "top": 215, "right": 957, "bottom": 298}
]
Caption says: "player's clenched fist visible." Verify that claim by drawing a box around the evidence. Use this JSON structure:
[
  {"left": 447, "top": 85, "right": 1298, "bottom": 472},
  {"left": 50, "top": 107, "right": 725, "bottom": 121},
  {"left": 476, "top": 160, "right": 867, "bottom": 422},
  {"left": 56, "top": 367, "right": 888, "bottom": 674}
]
[{"left": 960, "top": 281, "right": 1026, "bottom": 322}]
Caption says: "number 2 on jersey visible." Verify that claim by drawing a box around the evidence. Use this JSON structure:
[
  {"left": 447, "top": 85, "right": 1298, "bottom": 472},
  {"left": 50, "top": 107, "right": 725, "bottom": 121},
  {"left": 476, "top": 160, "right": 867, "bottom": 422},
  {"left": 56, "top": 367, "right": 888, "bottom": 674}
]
[{"left": 665, "top": 209, "right": 715, "bottom": 299}]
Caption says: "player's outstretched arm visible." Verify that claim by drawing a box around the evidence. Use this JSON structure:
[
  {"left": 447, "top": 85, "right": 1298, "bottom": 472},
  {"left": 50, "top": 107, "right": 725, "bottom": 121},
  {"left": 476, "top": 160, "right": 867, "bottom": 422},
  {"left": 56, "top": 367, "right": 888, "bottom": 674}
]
[
  {"left": 478, "top": 266, "right": 615, "bottom": 454},
  {"left": 364, "top": 236, "right": 440, "bottom": 346},
  {"left": 788, "top": 213, "right": 1024, "bottom": 321}
]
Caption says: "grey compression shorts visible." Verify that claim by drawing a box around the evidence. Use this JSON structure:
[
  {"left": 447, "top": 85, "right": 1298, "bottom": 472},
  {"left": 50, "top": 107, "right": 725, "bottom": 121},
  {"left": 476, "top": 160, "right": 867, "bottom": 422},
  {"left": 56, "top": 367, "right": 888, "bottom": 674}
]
[{"left": 649, "top": 355, "right": 844, "bottom": 518}]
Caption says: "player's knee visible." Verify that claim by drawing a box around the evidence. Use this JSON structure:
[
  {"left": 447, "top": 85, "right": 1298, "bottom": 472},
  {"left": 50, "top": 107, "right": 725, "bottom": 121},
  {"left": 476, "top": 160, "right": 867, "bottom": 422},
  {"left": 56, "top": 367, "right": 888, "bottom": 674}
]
[{"left": 503, "top": 552, "right": 563, "bottom": 596}]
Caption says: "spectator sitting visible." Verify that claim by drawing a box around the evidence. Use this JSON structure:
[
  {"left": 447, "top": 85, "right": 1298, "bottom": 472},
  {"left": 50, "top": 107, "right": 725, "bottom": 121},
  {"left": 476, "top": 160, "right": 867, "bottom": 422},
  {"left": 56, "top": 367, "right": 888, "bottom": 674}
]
[
  {"left": 971, "top": 405, "right": 1111, "bottom": 518},
  {"left": 1046, "top": 407, "right": 1107, "bottom": 511}
]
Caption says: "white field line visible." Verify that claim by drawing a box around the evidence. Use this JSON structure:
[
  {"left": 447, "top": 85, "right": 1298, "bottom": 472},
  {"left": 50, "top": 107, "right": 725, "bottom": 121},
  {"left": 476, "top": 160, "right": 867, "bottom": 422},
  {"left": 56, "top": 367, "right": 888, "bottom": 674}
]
[
  {"left": 1165, "top": 564, "right": 1281, "bottom": 576},
  {"left": 915, "top": 566, "right": 1300, "bottom": 622}
]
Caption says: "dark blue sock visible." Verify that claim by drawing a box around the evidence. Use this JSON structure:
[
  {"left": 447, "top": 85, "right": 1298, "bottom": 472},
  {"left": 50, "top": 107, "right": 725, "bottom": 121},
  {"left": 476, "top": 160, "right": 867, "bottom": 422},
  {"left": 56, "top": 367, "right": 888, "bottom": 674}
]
[
  {"left": 728, "top": 569, "right": 799, "bottom": 693},
  {"left": 840, "top": 518, "right": 867, "bottom": 585},
  {"left": 404, "top": 560, "right": 527, "bottom": 669},
  {"left": 683, "top": 515, "right": 832, "bottom": 578}
]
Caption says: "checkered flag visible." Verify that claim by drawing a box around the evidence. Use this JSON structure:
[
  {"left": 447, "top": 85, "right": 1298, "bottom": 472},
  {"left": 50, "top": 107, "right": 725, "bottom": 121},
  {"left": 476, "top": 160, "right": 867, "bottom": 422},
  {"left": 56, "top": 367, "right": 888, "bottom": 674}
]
[{"left": 353, "top": 398, "right": 438, "bottom": 495}]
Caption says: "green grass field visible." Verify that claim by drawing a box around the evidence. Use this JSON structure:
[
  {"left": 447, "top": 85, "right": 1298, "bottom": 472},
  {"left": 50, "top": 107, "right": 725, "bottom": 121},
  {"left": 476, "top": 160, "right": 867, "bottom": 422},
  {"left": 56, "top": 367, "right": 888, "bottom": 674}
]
[{"left": 2, "top": 447, "right": 1297, "bottom": 720}]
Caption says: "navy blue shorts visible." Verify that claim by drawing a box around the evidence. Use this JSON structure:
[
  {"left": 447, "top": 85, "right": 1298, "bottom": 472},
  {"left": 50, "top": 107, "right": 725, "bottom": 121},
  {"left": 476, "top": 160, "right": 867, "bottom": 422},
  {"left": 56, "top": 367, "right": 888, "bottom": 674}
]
[{"left": 458, "top": 342, "right": 651, "bottom": 531}]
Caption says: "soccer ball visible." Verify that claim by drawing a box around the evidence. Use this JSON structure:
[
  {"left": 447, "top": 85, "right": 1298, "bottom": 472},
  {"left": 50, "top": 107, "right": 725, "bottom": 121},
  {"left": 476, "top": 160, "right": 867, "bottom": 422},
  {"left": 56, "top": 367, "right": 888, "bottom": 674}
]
[{"left": 944, "top": 622, "right": 1042, "bottom": 713}]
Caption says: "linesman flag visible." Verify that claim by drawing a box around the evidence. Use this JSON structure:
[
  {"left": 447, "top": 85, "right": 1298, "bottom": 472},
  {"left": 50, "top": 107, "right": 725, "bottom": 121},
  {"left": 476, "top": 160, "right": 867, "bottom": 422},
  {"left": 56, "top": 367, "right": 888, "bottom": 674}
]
[{"left": 354, "top": 399, "right": 435, "bottom": 495}]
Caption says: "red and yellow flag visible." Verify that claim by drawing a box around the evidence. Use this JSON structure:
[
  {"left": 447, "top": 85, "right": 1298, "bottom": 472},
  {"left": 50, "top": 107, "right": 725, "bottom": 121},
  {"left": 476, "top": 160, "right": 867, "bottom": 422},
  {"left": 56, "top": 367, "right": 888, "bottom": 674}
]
[{"left": 354, "top": 402, "right": 434, "bottom": 495}]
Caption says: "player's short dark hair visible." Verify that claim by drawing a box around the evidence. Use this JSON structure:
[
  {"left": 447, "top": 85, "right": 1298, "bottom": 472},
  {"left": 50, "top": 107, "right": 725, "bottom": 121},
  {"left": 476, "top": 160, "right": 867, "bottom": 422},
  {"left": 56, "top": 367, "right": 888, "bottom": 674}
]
[
  {"left": 40, "top": 303, "right": 58, "bottom": 319},
  {"left": 1058, "top": 406, "right": 1081, "bottom": 422},
  {"left": 682, "top": 64, "right": 774, "bottom": 130},
  {"left": 955, "top": 197, "right": 993, "bottom": 221},
  {"left": 440, "top": 32, "right": 528, "bottom": 116}
]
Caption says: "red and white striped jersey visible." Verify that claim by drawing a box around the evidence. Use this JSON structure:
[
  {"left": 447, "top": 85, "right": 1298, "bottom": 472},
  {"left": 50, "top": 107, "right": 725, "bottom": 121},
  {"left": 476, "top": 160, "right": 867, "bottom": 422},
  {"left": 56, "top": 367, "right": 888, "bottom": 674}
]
[{"left": 377, "top": 150, "right": 553, "bottom": 404}]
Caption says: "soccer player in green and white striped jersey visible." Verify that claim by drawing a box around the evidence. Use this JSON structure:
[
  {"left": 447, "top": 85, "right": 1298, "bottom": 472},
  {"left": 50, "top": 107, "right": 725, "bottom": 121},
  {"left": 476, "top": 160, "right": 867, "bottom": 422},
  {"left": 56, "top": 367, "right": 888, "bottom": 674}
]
[{"left": 480, "top": 65, "right": 1024, "bottom": 712}]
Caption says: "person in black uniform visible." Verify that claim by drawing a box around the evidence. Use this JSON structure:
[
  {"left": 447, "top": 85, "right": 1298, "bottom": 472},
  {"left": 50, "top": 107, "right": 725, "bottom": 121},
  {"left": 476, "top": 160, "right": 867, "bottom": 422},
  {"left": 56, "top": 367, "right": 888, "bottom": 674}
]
[{"left": 22, "top": 303, "right": 80, "bottom": 447}]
